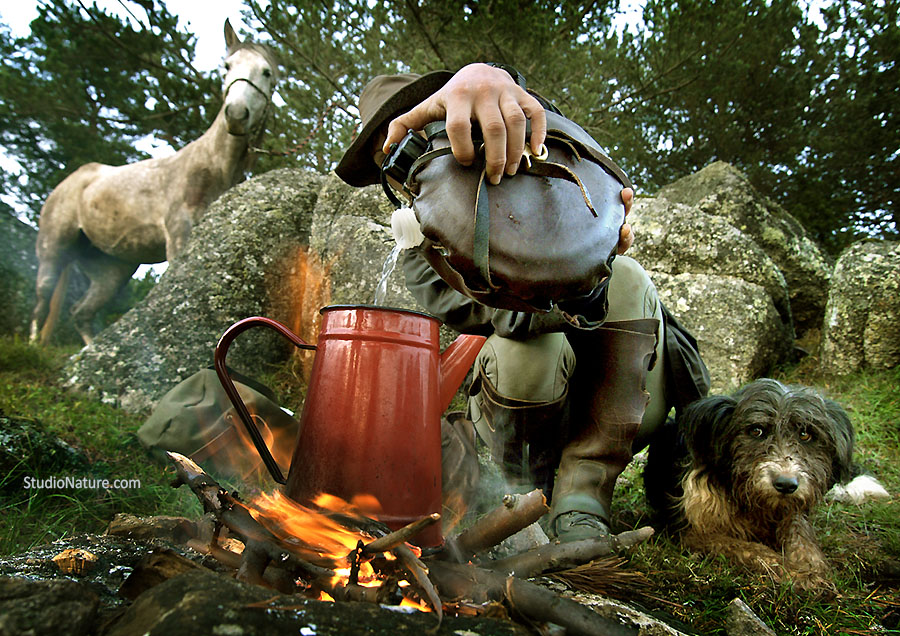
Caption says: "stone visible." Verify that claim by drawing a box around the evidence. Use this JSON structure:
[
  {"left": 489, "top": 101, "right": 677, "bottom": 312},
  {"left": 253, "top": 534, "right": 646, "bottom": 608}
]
[
  {"left": 649, "top": 272, "right": 792, "bottom": 394},
  {"left": 62, "top": 168, "right": 326, "bottom": 412},
  {"left": 656, "top": 161, "right": 832, "bottom": 337},
  {"left": 628, "top": 195, "right": 794, "bottom": 392},
  {"left": 0, "top": 576, "right": 98, "bottom": 636},
  {"left": 820, "top": 239, "right": 900, "bottom": 374},
  {"left": 725, "top": 597, "right": 776, "bottom": 636},
  {"left": 106, "top": 568, "right": 530, "bottom": 636}
]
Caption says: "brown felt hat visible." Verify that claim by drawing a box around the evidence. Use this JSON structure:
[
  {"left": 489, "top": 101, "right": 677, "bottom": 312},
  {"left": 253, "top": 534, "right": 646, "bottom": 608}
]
[{"left": 335, "top": 70, "right": 454, "bottom": 187}]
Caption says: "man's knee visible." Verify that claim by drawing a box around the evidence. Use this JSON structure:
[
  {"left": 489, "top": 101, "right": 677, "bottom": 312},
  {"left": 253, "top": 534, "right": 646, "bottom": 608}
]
[
  {"left": 605, "top": 255, "right": 660, "bottom": 323},
  {"left": 473, "top": 332, "right": 574, "bottom": 402}
]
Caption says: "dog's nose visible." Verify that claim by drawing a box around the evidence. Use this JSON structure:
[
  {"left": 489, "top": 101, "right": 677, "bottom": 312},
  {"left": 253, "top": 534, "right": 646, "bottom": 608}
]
[{"left": 773, "top": 474, "right": 799, "bottom": 494}]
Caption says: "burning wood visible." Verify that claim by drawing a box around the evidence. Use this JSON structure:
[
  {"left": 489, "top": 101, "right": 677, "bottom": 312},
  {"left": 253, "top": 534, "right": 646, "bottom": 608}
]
[{"left": 166, "top": 451, "right": 653, "bottom": 635}]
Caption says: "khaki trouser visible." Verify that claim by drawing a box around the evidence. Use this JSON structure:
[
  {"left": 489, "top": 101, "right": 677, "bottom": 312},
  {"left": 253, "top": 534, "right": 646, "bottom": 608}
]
[{"left": 468, "top": 256, "right": 667, "bottom": 514}]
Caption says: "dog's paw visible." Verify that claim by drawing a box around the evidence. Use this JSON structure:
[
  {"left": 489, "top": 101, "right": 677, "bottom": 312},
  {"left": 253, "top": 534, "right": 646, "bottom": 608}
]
[{"left": 791, "top": 571, "right": 837, "bottom": 599}]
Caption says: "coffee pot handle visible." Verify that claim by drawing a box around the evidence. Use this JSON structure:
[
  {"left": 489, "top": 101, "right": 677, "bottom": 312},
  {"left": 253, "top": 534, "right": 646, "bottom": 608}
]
[{"left": 214, "top": 316, "right": 316, "bottom": 484}]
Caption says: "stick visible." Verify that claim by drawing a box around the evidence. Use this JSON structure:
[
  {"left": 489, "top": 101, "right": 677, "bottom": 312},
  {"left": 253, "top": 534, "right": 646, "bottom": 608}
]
[
  {"left": 362, "top": 513, "right": 441, "bottom": 555},
  {"left": 487, "top": 527, "right": 655, "bottom": 578},
  {"left": 441, "top": 489, "right": 549, "bottom": 561},
  {"left": 393, "top": 544, "right": 443, "bottom": 623},
  {"left": 428, "top": 561, "right": 640, "bottom": 636},
  {"left": 167, "top": 452, "right": 344, "bottom": 598}
]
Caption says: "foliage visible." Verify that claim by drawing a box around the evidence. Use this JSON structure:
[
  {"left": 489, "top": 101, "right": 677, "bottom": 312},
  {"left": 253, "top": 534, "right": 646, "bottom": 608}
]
[
  {"left": 0, "top": 0, "right": 218, "bottom": 222},
  {"left": 0, "top": 0, "right": 896, "bottom": 251}
]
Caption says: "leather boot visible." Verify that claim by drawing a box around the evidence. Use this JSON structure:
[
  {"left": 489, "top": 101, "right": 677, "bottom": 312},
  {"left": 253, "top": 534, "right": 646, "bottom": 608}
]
[
  {"left": 469, "top": 370, "right": 568, "bottom": 498},
  {"left": 548, "top": 318, "right": 659, "bottom": 541}
]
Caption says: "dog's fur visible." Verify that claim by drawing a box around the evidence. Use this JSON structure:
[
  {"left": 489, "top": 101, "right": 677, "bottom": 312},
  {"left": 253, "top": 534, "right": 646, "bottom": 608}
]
[{"left": 645, "top": 379, "right": 859, "bottom": 591}]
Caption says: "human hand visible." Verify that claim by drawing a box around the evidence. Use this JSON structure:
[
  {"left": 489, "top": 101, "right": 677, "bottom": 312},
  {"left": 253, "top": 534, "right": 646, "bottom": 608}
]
[
  {"left": 618, "top": 187, "right": 634, "bottom": 255},
  {"left": 384, "top": 63, "right": 546, "bottom": 185}
]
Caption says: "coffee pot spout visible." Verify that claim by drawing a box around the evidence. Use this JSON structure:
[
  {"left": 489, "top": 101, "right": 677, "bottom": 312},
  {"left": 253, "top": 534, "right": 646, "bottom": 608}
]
[{"left": 438, "top": 334, "right": 486, "bottom": 413}]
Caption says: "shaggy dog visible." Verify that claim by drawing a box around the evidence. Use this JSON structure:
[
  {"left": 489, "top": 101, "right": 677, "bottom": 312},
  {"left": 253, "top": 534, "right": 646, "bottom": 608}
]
[{"left": 644, "top": 378, "right": 886, "bottom": 592}]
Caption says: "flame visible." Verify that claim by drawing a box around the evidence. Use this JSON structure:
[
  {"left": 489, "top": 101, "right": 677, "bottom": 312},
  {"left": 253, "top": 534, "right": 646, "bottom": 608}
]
[
  {"left": 271, "top": 245, "right": 332, "bottom": 383},
  {"left": 250, "top": 490, "right": 369, "bottom": 558},
  {"left": 245, "top": 490, "right": 433, "bottom": 612},
  {"left": 400, "top": 596, "right": 432, "bottom": 612}
]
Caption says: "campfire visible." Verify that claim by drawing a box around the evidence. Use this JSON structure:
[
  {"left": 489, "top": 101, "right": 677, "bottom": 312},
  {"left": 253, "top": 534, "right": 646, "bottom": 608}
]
[{"left": 166, "top": 451, "right": 654, "bottom": 636}]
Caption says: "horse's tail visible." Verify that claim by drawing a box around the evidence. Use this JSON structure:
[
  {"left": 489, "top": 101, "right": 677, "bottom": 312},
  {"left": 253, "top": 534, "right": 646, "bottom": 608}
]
[{"left": 39, "top": 265, "right": 70, "bottom": 345}]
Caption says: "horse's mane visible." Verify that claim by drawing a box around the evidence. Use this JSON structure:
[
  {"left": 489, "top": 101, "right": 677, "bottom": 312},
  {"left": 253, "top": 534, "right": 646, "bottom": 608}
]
[{"left": 227, "top": 41, "right": 282, "bottom": 82}]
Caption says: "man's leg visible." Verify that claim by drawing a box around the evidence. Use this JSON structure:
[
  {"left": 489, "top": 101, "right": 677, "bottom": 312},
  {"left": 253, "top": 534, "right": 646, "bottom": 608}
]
[
  {"left": 468, "top": 332, "right": 574, "bottom": 497},
  {"left": 548, "top": 256, "right": 668, "bottom": 541}
]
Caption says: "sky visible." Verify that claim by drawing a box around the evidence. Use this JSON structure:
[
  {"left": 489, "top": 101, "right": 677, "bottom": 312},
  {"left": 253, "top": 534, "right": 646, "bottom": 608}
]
[{"left": 0, "top": 1, "right": 252, "bottom": 70}]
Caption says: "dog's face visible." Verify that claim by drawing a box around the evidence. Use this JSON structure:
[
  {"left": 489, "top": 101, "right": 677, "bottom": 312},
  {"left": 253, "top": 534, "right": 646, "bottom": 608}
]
[{"left": 682, "top": 379, "right": 855, "bottom": 517}]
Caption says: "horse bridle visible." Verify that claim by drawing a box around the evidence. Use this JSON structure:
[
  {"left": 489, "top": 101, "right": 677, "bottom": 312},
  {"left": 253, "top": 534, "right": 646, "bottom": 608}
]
[{"left": 222, "top": 76, "right": 272, "bottom": 137}]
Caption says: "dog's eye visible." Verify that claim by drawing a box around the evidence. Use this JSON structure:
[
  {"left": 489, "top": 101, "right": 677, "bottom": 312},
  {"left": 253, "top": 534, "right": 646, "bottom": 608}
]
[
  {"left": 799, "top": 429, "right": 812, "bottom": 442},
  {"left": 748, "top": 426, "right": 765, "bottom": 438}
]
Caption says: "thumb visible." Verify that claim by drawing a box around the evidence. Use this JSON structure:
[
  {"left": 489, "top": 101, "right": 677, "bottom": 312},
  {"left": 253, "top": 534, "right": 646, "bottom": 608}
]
[{"left": 383, "top": 98, "right": 445, "bottom": 153}]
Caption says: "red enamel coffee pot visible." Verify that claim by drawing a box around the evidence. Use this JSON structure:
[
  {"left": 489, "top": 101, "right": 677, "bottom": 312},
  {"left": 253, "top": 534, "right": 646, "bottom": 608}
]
[{"left": 214, "top": 305, "right": 485, "bottom": 547}]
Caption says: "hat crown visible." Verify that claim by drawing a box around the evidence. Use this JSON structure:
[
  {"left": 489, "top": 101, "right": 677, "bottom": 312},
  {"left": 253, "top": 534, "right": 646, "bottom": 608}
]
[{"left": 358, "top": 73, "right": 421, "bottom": 125}]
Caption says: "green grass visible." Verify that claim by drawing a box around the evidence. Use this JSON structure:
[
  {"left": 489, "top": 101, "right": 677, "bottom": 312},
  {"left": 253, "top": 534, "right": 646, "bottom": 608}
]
[
  {"left": 0, "top": 336, "right": 201, "bottom": 553},
  {"left": 0, "top": 336, "right": 897, "bottom": 634}
]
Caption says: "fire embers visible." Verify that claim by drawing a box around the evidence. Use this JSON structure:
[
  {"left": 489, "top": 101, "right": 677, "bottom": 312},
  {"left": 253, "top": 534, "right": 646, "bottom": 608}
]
[{"left": 247, "top": 491, "right": 428, "bottom": 605}]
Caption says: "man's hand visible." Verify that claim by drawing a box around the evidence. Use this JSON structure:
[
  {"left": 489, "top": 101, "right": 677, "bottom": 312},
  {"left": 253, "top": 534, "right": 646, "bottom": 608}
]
[
  {"left": 384, "top": 63, "right": 546, "bottom": 185},
  {"left": 618, "top": 187, "right": 634, "bottom": 255}
]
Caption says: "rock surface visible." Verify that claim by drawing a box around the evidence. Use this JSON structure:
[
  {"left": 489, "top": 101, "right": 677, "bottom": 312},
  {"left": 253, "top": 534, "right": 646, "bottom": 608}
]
[
  {"left": 0, "top": 576, "right": 98, "bottom": 636},
  {"left": 63, "top": 168, "right": 325, "bottom": 412},
  {"left": 820, "top": 239, "right": 900, "bottom": 374},
  {"left": 656, "top": 161, "right": 832, "bottom": 337},
  {"left": 629, "top": 195, "right": 794, "bottom": 392}
]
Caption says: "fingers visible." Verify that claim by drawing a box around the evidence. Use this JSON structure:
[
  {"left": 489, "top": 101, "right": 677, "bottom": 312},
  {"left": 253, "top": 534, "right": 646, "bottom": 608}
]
[
  {"left": 499, "top": 93, "right": 526, "bottom": 178},
  {"left": 383, "top": 97, "right": 444, "bottom": 154},
  {"left": 617, "top": 188, "right": 635, "bottom": 255},
  {"left": 382, "top": 63, "right": 547, "bottom": 186},
  {"left": 617, "top": 222, "right": 634, "bottom": 255},
  {"left": 621, "top": 187, "right": 634, "bottom": 216},
  {"left": 522, "top": 98, "right": 546, "bottom": 160}
]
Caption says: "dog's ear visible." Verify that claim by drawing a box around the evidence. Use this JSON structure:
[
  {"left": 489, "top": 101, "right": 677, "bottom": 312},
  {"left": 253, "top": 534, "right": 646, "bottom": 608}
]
[
  {"left": 824, "top": 398, "right": 855, "bottom": 485},
  {"left": 680, "top": 395, "right": 737, "bottom": 469}
]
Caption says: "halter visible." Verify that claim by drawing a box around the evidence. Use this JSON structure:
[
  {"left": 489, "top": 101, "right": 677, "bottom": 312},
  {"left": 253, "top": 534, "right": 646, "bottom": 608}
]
[{"left": 222, "top": 76, "right": 272, "bottom": 137}]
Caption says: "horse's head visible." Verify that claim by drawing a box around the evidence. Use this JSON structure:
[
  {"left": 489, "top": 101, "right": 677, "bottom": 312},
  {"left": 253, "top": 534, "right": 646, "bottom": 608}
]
[{"left": 222, "top": 20, "right": 278, "bottom": 137}]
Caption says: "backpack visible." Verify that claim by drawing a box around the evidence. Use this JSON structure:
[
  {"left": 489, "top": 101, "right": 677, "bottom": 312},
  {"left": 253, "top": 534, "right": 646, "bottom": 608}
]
[{"left": 138, "top": 368, "right": 299, "bottom": 481}]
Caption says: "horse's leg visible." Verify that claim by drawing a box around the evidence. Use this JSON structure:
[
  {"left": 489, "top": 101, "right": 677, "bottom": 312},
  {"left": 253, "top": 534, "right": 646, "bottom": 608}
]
[
  {"left": 72, "top": 250, "right": 138, "bottom": 346},
  {"left": 164, "top": 211, "right": 194, "bottom": 262},
  {"left": 30, "top": 255, "right": 69, "bottom": 343}
]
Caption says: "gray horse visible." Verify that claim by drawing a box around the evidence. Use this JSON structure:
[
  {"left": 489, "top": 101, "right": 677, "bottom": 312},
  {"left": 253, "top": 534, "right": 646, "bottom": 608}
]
[{"left": 31, "top": 20, "right": 278, "bottom": 345}]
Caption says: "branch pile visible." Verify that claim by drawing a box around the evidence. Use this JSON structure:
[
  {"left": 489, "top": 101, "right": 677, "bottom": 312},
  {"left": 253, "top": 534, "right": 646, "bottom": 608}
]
[{"left": 167, "top": 451, "right": 653, "bottom": 636}]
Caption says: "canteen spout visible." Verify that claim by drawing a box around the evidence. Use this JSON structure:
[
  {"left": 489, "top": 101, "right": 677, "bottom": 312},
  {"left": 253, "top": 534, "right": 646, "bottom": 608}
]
[{"left": 438, "top": 334, "right": 486, "bottom": 413}]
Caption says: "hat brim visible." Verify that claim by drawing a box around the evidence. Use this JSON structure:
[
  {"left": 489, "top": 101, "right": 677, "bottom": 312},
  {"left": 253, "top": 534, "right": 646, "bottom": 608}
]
[{"left": 336, "top": 70, "right": 454, "bottom": 187}]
